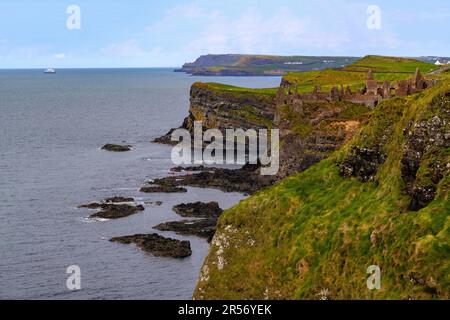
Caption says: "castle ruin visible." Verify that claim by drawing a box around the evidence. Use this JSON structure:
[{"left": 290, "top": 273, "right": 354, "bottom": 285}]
[{"left": 281, "top": 68, "right": 436, "bottom": 108}]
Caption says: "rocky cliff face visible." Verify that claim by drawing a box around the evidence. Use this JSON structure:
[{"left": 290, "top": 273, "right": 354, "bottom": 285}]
[
  {"left": 274, "top": 79, "right": 371, "bottom": 179},
  {"left": 194, "top": 80, "right": 450, "bottom": 300},
  {"left": 155, "top": 79, "right": 371, "bottom": 184},
  {"left": 153, "top": 82, "right": 276, "bottom": 145},
  {"left": 184, "top": 83, "right": 276, "bottom": 131}
]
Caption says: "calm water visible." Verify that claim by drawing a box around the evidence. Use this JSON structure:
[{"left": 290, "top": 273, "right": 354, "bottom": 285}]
[{"left": 0, "top": 68, "right": 281, "bottom": 299}]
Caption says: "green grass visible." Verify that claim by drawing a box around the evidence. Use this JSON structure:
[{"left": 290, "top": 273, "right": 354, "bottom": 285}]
[
  {"left": 282, "top": 69, "right": 416, "bottom": 94},
  {"left": 194, "top": 79, "right": 450, "bottom": 300},
  {"left": 344, "top": 55, "right": 438, "bottom": 73},
  {"left": 198, "top": 82, "right": 279, "bottom": 96},
  {"left": 282, "top": 56, "right": 440, "bottom": 94}
]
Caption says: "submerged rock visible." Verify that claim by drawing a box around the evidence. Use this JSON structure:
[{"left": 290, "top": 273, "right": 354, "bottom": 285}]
[
  {"left": 145, "top": 201, "right": 163, "bottom": 206},
  {"left": 153, "top": 219, "right": 218, "bottom": 242},
  {"left": 173, "top": 201, "right": 223, "bottom": 218},
  {"left": 110, "top": 233, "right": 192, "bottom": 258},
  {"left": 101, "top": 144, "right": 132, "bottom": 152},
  {"left": 78, "top": 202, "right": 104, "bottom": 209},
  {"left": 88, "top": 204, "right": 145, "bottom": 219},
  {"left": 78, "top": 197, "right": 135, "bottom": 209},
  {"left": 139, "top": 185, "right": 187, "bottom": 193},
  {"left": 104, "top": 196, "right": 134, "bottom": 203},
  {"left": 151, "top": 164, "right": 271, "bottom": 194}
]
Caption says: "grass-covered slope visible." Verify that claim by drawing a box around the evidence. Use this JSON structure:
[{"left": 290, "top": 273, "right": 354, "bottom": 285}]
[
  {"left": 194, "top": 80, "right": 450, "bottom": 300},
  {"left": 198, "top": 82, "right": 279, "bottom": 96},
  {"left": 344, "top": 55, "right": 438, "bottom": 73},
  {"left": 282, "top": 55, "right": 441, "bottom": 94},
  {"left": 179, "top": 54, "right": 359, "bottom": 76}
]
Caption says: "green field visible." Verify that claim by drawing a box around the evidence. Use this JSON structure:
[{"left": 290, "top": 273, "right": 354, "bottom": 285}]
[
  {"left": 344, "top": 55, "right": 439, "bottom": 73},
  {"left": 202, "top": 55, "right": 445, "bottom": 96},
  {"left": 282, "top": 55, "right": 443, "bottom": 93},
  {"left": 197, "top": 82, "right": 279, "bottom": 96}
]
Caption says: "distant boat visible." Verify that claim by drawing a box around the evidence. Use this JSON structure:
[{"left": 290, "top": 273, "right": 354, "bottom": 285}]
[{"left": 44, "top": 68, "right": 56, "bottom": 74}]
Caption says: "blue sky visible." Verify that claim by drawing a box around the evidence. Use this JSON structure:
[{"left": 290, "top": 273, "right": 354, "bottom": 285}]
[{"left": 0, "top": 0, "right": 449, "bottom": 68}]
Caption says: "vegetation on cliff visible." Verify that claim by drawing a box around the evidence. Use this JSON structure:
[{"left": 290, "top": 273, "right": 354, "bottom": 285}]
[
  {"left": 194, "top": 71, "right": 450, "bottom": 300},
  {"left": 282, "top": 56, "right": 439, "bottom": 94},
  {"left": 344, "top": 55, "right": 439, "bottom": 73},
  {"left": 177, "top": 54, "right": 358, "bottom": 76}
]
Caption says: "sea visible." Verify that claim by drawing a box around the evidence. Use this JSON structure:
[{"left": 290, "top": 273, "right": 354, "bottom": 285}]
[{"left": 0, "top": 68, "right": 281, "bottom": 299}]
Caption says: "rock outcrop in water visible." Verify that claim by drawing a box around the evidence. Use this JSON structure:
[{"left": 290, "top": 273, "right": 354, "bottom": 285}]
[
  {"left": 79, "top": 198, "right": 145, "bottom": 220},
  {"left": 173, "top": 201, "right": 223, "bottom": 218},
  {"left": 154, "top": 219, "right": 218, "bottom": 242},
  {"left": 83, "top": 203, "right": 145, "bottom": 219},
  {"left": 152, "top": 164, "right": 271, "bottom": 194},
  {"left": 101, "top": 144, "right": 132, "bottom": 152},
  {"left": 139, "top": 185, "right": 187, "bottom": 193},
  {"left": 153, "top": 201, "right": 225, "bottom": 242},
  {"left": 110, "top": 234, "right": 192, "bottom": 258}
]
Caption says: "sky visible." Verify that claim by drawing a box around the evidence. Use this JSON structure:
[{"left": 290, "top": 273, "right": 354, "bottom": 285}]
[{"left": 0, "top": 0, "right": 449, "bottom": 68}]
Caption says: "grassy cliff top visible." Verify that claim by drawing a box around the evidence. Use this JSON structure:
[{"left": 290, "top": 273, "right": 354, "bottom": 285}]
[
  {"left": 344, "top": 55, "right": 439, "bottom": 73},
  {"left": 195, "top": 79, "right": 450, "bottom": 300},
  {"left": 283, "top": 55, "right": 442, "bottom": 93},
  {"left": 194, "top": 82, "right": 279, "bottom": 96}
]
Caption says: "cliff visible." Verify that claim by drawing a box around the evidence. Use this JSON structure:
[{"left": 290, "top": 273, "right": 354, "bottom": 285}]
[
  {"left": 194, "top": 79, "right": 450, "bottom": 300},
  {"left": 176, "top": 54, "right": 359, "bottom": 76},
  {"left": 153, "top": 82, "right": 277, "bottom": 145},
  {"left": 184, "top": 82, "right": 277, "bottom": 131}
]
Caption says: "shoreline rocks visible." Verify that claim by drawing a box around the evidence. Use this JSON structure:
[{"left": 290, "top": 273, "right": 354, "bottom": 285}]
[
  {"left": 110, "top": 233, "right": 192, "bottom": 258},
  {"left": 101, "top": 144, "right": 132, "bottom": 152},
  {"left": 173, "top": 201, "right": 223, "bottom": 218},
  {"left": 79, "top": 200, "right": 145, "bottom": 220},
  {"left": 89, "top": 204, "right": 145, "bottom": 220},
  {"left": 140, "top": 185, "right": 187, "bottom": 193},
  {"left": 150, "top": 164, "right": 271, "bottom": 194},
  {"left": 153, "top": 219, "right": 218, "bottom": 242}
]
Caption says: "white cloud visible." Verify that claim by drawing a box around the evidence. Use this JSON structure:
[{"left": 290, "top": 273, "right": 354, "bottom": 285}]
[
  {"left": 101, "top": 40, "right": 146, "bottom": 57},
  {"left": 52, "top": 53, "right": 66, "bottom": 60},
  {"left": 145, "top": 1, "right": 404, "bottom": 58}
]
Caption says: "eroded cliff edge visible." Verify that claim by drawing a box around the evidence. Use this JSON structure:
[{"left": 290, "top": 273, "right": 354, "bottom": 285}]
[
  {"left": 194, "top": 79, "right": 450, "bottom": 300},
  {"left": 154, "top": 81, "right": 369, "bottom": 185}
]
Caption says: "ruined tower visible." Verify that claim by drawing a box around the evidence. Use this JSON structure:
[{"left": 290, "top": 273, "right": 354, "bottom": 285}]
[
  {"left": 365, "top": 69, "right": 378, "bottom": 95},
  {"left": 413, "top": 67, "right": 425, "bottom": 90}
]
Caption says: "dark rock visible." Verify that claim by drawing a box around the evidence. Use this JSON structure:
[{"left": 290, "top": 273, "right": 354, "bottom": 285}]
[
  {"left": 78, "top": 202, "right": 104, "bottom": 209},
  {"left": 153, "top": 219, "right": 218, "bottom": 242},
  {"left": 78, "top": 197, "right": 135, "bottom": 209},
  {"left": 89, "top": 204, "right": 145, "bottom": 219},
  {"left": 101, "top": 144, "right": 132, "bottom": 152},
  {"left": 409, "top": 185, "right": 438, "bottom": 211},
  {"left": 400, "top": 95, "right": 450, "bottom": 211},
  {"left": 340, "top": 146, "right": 386, "bottom": 182},
  {"left": 139, "top": 185, "right": 187, "bottom": 193},
  {"left": 170, "top": 165, "right": 206, "bottom": 172},
  {"left": 151, "top": 164, "right": 272, "bottom": 194},
  {"left": 110, "top": 233, "right": 192, "bottom": 258},
  {"left": 152, "top": 129, "right": 179, "bottom": 145},
  {"left": 173, "top": 201, "right": 223, "bottom": 218},
  {"left": 104, "top": 196, "right": 134, "bottom": 203},
  {"left": 145, "top": 201, "right": 163, "bottom": 206}
]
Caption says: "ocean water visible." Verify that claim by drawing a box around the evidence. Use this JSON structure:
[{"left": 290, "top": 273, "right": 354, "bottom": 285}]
[{"left": 0, "top": 68, "right": 281, "bottom": 299}]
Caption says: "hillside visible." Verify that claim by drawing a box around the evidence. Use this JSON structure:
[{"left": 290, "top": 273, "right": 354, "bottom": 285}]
[
  {"left": 344, "top": 55, "right": 438, "bottom": 73},
  {"left": 176, "top": 54, "right": 359, "bottom": 76},
  {"left": 194, "top": 78, "right": 450, "bottom": 300},
  {"left": 282, "top": 56, "right": 441, "bottom": 94},
  {"left": 193, "top": 56, "right": 450, "bottom": 300}
]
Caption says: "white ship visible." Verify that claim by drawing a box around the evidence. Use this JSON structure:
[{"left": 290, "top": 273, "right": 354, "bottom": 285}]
[{"left": 44, "top": 68, "right": 56, "bottom": 74}]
